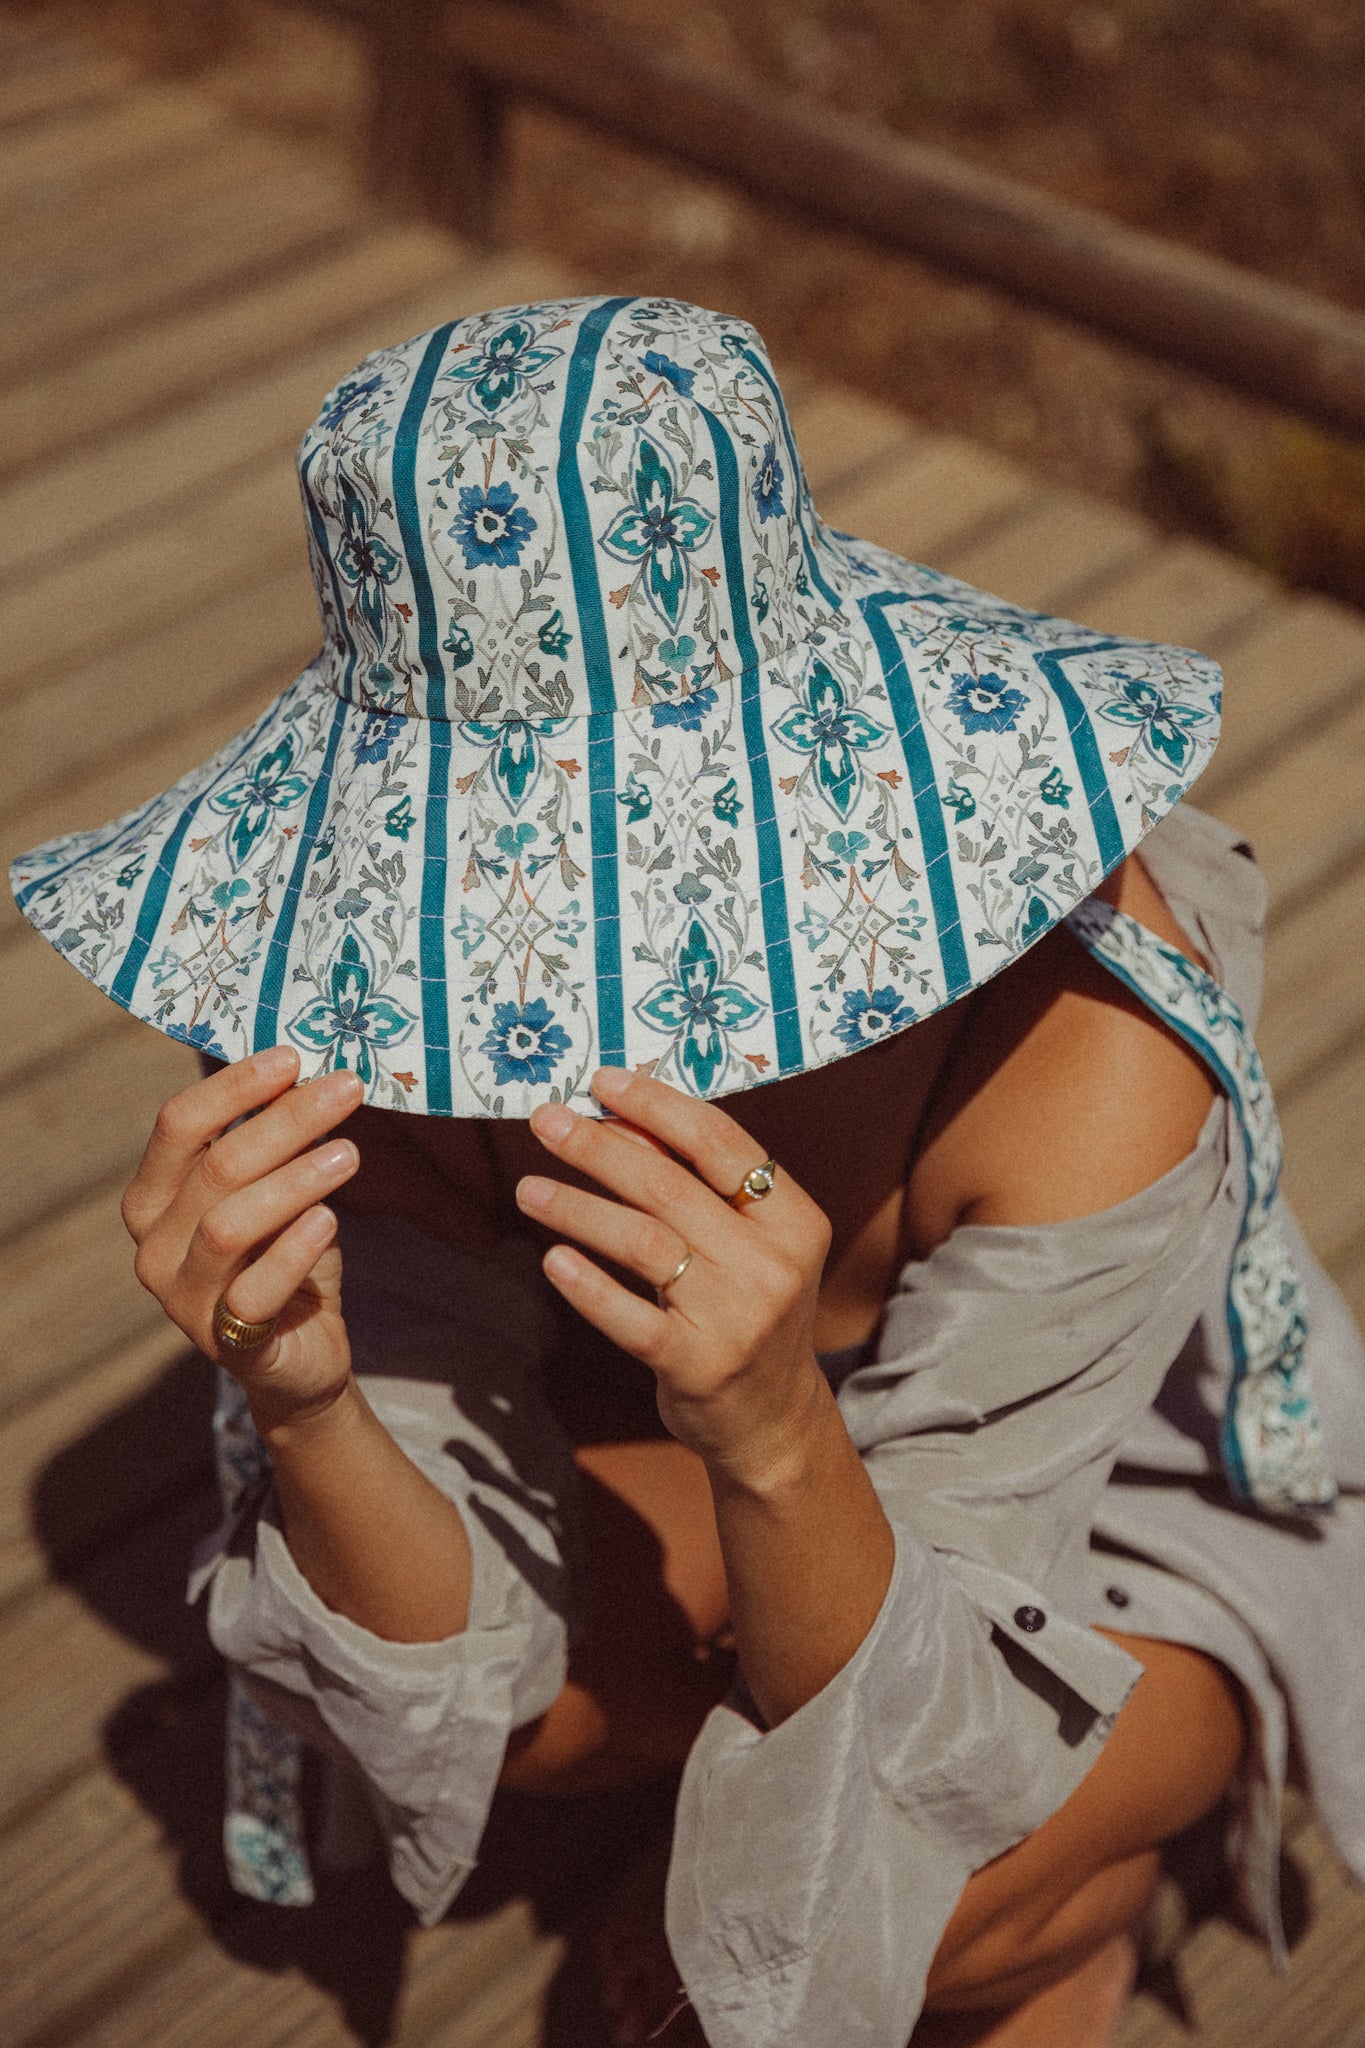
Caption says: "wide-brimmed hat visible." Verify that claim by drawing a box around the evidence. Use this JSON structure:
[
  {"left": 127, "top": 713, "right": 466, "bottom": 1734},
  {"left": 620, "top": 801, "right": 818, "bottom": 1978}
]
[{"left": 11, "top": 296, "right": 1221, "bottom": 1117}]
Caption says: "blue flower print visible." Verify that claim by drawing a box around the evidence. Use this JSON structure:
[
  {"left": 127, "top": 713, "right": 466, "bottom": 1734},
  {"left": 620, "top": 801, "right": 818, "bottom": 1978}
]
[
  {"left": 209, "top": 735, "right": 311, "bottom": 867},
  {"left": 452, "top": 482, "right": 537, "bottom": 570},
  {"left": 601, "top": 438, "right": 713, "bottom": 626},
  {"left": 643, "top": 349, "right": 696, "bottom": 398},
  {"left": 334, "top": 475, "right": 402, "bottom": 650},
  {"left": 166, "top": 1018, "right": 227, "bottom": 1059},
  {"left": 772, "top": 660, "right": 889, "bottom": 817},
  {"left": 480, "top": 997, "right": 572, "bottom": 1086},
  {"left": 352, "top": 712, "right": 405, "bottom": 766},
  {"left": 618, "top": 773, "right": 652, "bottom": 824},
  {"left": 211, "top": 877, "right": 251, "bottom": 912},
  {"left": 753, "top": 440, "right": 785, "bottom": 524},
  {"left": 538, "top": 610, "right": 572, "bottom": 659},
  {"left": 1099, "top": 674, "right": 1215, "bottom": 771},
  {"left": 384, "top": 793, "right": 415, "bottom": 840},
  {"left": 832, "top": 985, "right": 917, "bottom": 1050},
  {"left": 288, "top": 932, "right": 415, "bottom": 1087},
  {"left": 635, "top": 917, "right": 764, "bottom": 1095},
  {"left": 443, "top": 619, "right": 475, "bottom": 667},
  {"left": 652, "top": 685, "right": 717, "bottom": 732},
  {"left": 461, "top": 714, "right": 561, "bottom": 808},
  {"left": 445, "top": 319, "right": 563, "bottom": 414},
  {"left": 318, "top": 369, "right": 384, "bottom": 433},
  {"left": 712, "top": 777, "right": 742, "bottom": 825},
  {"left": 946, "top": 671, "right": 1028, "bottom": 735}
]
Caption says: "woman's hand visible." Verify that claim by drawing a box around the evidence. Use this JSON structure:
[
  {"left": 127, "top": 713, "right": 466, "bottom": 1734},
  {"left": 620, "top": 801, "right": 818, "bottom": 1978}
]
[
  {"left": 515, "top": 1066, "right": 834, "bottom": 1490},
  {"left": 121, "top": 1045, "right": 364, "bottom": 1434}
]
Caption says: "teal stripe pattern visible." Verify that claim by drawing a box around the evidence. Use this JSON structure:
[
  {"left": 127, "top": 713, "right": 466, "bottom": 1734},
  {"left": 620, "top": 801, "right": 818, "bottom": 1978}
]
[
  {"left": 700, "top": 402, "right": 805, "bottom": 1075},
  {"left": 739, "top": 345, "right": 843, "bottom": 613},
  {"left": 556, "top": 297, "right": 634, "bottom": 1068},
  {"left": 860, "top": 592, "right": 972, "bottom": 999},
  {"left": 1035, "top": 647, "right": 1124, "bottom": 869},
  {"left": 108, "top": 752, "right": 248, "bottom": 1011},
  {"left": 392, "top": 322, "right": 459, "bottom": 1111}
]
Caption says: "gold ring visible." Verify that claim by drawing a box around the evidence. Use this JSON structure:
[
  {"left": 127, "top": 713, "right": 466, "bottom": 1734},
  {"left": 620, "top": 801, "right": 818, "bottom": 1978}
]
[
  {"left": 731, "top": 1158, "right": 778, "bottom": 1208},
  {"left": 213, "top": 1295, "right": 279, "bottom": 1353},
  {"left": 655, "top": 1248, "right": 693, "bottom": 1304}
]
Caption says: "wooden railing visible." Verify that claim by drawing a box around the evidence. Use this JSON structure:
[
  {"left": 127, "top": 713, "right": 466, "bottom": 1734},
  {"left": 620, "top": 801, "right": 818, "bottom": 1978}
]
[{"left": 280, "top": 0, "right": 1365, "bottom": 442}]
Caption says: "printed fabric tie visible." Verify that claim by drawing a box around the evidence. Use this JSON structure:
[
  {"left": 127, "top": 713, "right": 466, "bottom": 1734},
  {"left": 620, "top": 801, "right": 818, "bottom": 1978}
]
[
  {"left": 1066, "top": 898, "right": 1336, "bottom": 1517},
  {"left": 213, "top": 1369, "right": 314, "bottom": 1906}
]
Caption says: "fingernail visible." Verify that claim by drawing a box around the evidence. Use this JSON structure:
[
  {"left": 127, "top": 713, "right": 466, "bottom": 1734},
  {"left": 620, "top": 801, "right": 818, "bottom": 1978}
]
[
  {"left": 592, "top": 1065, "right": 630, "bottom": 1101},
  {"left": 303, "top": 1204, "right": 337, "bottom": 1243},
  {"left": 531, "top": 1103, "right": 575, "bottom": 1143},
  {"left": 314, "top": 1140, "right": 356, "bottom": 1175},
  {"left": 317, "top": 1071, "right": 363, "bottom": 1109},
  {"left": 516, "top": 1175, "right": 555, "bottom": 1213},
  {"left": 544, "top": 1245, "right": 579, "bottom": 1284},
  {"left": 256, "top": 1045, "right": 296, "bottom": 1078}
]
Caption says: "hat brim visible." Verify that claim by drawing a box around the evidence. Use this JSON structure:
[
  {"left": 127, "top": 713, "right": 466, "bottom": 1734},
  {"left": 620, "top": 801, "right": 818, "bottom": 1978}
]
[{"left": 11, "top": 530, "right": 1220, "bottom": 1117}]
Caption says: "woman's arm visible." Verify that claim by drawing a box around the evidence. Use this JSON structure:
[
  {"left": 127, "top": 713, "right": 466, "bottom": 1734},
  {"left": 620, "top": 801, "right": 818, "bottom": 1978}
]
[{"left": 122, "top": 1048, "right": 474, "bottom": 1642}]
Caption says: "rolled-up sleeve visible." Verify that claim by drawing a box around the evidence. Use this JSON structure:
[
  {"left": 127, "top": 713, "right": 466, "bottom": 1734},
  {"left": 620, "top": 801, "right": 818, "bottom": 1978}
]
[
  {"left": 667, "top": 1525, "right": 1140, "bottom": 2048},
  {"left": 187, "top": 1214, "right": 578, "bottom": 1925}
]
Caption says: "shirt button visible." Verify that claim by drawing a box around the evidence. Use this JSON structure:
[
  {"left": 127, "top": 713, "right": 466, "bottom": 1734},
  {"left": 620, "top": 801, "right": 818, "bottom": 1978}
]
[
  {"left": 1014, "top": 1605, "right": 1046, "bottom": 1633},
  {"left": 1106, "top": 1586, "right": 1131, "bottom": 1610}
]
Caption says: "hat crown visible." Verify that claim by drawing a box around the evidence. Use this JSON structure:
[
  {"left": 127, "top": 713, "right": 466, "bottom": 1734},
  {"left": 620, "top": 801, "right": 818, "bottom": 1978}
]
[{"left": 297, "top": 297, "right": 842, "bottom": 726}]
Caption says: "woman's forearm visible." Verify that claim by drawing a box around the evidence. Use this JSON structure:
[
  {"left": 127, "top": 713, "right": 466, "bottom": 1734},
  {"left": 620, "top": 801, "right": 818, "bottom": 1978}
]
[
  {"left": 706, "top": 1364, "right": 896, "bottom": 1729},
  {"left": 256, "top": 1377, "right": 474, "bottom": 1643}
]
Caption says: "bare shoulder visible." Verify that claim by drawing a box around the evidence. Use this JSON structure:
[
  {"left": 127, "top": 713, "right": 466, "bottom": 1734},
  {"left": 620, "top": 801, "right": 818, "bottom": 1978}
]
[{"left": 905, "top": 855, "right": 1219, "bottom": 1255}]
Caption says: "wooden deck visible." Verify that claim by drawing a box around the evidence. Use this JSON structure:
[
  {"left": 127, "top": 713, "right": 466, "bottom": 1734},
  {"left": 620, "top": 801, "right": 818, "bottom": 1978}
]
[{"left": 2, "top": 10, "right": 1365, "bottom": 2044}]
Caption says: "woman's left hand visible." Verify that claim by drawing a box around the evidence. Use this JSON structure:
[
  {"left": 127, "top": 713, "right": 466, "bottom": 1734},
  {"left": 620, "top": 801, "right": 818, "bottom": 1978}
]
[{"left": 515, "top": 1066, "right": 833, "bottom": 1488}]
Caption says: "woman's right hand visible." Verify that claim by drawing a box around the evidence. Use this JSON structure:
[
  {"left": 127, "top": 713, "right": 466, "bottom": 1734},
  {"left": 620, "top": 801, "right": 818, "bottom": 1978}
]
[{"left": 121, "top": 1045, "right": 364, "bottom": 1433}]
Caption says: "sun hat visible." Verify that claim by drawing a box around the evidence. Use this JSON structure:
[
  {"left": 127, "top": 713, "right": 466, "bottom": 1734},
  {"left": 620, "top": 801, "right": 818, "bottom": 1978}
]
[{"left": 10, "top": 295, "right": 1222, "bottom": 1118}]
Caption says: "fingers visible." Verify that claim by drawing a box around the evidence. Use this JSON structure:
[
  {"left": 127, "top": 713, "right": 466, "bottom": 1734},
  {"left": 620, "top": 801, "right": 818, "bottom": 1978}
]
[
  {"left": 123, "top": 1044, "right": 300, "bottom": 1241},
  {"left": 591, "top": 1065, "right": 766, "bottom": 1202},
  {"left": 179, "top": 1138, "right": 359, "bottom": 1310},
  {"left": 515, "top": 1174, "right": 693, "bottom": 1292},
  {"left": 529, "top": 1100, "right": 737, "bottom": 1261},
  {"left": 222, "top": 1205, "right": 340, "bottom": 1326},
  {"left": 541, "top": 1241, "right": 673, "bottom": 1363}
]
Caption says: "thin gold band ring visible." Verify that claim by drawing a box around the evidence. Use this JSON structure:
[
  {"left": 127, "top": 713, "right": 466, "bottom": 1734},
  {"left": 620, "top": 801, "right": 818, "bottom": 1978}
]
[{"left": 656, "top": 1248, "right": 694, "bottom": 1304}]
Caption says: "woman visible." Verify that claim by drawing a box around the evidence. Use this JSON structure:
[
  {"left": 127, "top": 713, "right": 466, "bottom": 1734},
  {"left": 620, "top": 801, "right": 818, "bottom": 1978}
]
[{"left": 12, "top": 296, "right": 1363, "bottom": 2048}]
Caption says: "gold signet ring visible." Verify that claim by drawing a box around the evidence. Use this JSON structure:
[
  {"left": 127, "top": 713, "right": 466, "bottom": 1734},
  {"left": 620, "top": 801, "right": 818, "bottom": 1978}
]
[
  {"left": 731, "top": 1159, "right": 778, "bottom": 1208},
  {"left": 656, "top": 1249, "right": 694, "bottom": 1303},
  {"left": 213, "top": 1295, "right": 280, "bottom": 1353}
]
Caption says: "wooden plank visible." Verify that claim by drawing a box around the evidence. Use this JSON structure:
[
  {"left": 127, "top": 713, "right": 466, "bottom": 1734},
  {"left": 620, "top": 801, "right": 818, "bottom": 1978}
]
[
  {"left": 820, "top": 434, "right": 1035, "bottom": 565},
  {"left": 1217, "top": 691, "right": 1365, "bottom": 917},
  {"left": 0, "top": 1015, "right": 195, "bottom": 1249},
  {"left": 0, "top": 150, "right": 358, "bottom": 385},
  {"left": 1281, "top": 1044, "right": 1365, "bottom": 1268},
  {"left": 0, "top": 450, "right": 303, "bottom": 697},
  {"left": 0, "top": 38, "right": 131, "bottom": 131},
  {"left": 0, "top": 1489, "right": 218, "bottom": 1823},
  {"left": 1329, "top": 1235, "right": 1365, "bottom": 1337},
  {"left": 0, "top": 927, "right": 120, "bottom": 1090},
  {"left": 1258, "top": 860, "right": 1365, "bottom": 1099},
  {"left": 786, "top": 380, "right": 918, "bottom": 498},
  {"left": 0, "top": 1326, "right": 207, "bottom": 1610},
  {"left": 0, "top": 1174, "right": 181, "bottom": 1424},
  {"left": 1, "top": 263, "right": 582, "bottom": 583},
  {"left": 1067, "top": 536, "right": 1274, "bottom": 652},
  {"left": 0, "top": 222, "right": 473, "bottom": 480},
  {"left": 1198, "top": 597, "right": 1365, "bottom": 806},
  {"left": 0, "top": 560, "right": 318, "bottom": 825},
  {"left": 0, "top": 78, "right": 223, "bottom": 202},
  {"left": 939, "top": 487, "right": 1155, "bottom": 614}
]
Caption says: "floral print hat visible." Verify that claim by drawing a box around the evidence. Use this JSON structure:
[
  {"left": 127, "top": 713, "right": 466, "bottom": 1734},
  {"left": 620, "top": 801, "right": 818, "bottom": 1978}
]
[{"left": 11, "top": 296, "right": 1222, "bottom": 1117}]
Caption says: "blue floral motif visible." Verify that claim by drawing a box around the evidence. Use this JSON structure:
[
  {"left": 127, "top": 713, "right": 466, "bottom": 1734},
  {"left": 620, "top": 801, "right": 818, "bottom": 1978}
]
[
  {"left": 209, "top": 735, "right": 311, "bottom": 867},
  {"left": 461, "top": 714, "right": 561, "bottom": 809},
  {"left": 167, "top": 1018, "right": 227, "bottom": 1058},
  {"left": 443, "top": 620, "right": 475, "bottom": 667},
  {"left": 480, "top": 997, "right": 572, "bottom": 1085},
  {"left": 753, "top": 439, "right": 785, "bottom": 524},
  {"left": 652, "top": 684, "right": 717, "bottom": 732},
  {"left": 287, "top": 932, "right": 415, "bottom": 1085},
  {"left": 635, "top": 916, "right": 764, "bottom": 1094},
  {"left": 618, "top": 773, "right": 652, "bottom": 823},
  {"left": 352, "top": 712, "right": 405, "bottom": 766},
  {"left": 946, "top": 671, "right": 1028, "bottom": 735},
  {"left": 451, "top": 482, "right": 537, "bottom": 570},
  {"left": 832, "top": 985, "right": 917, "bottom": 1050},
  {"left": 1098, "top": 674, "right": 1216, "bottom": 770},
  {"left": 318, "top": 370, "right": 384, "bottom": 433},
  {"left": 334, "top": 476, "right": 402, "bottom": 649},
  {"left": 772, "top": 660, "right": 889, "bottom": 817},
  {"left": 712, "top": 777, "right": 742, "bottom": 825},
  {"left": 445, "top": 319, "right": 563, "bottom": 414},
  {"left": 643, "top": 349, "right": 695, "bottom": 397},
  {"left": 538, "top": 610, "right": 573, "bottom": 658},
  {"left": 601, "top": 438, "right": 713, "bottom": 626},
  {"left": 384, "top": 793, "right": 415, "bottom": 840}
]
